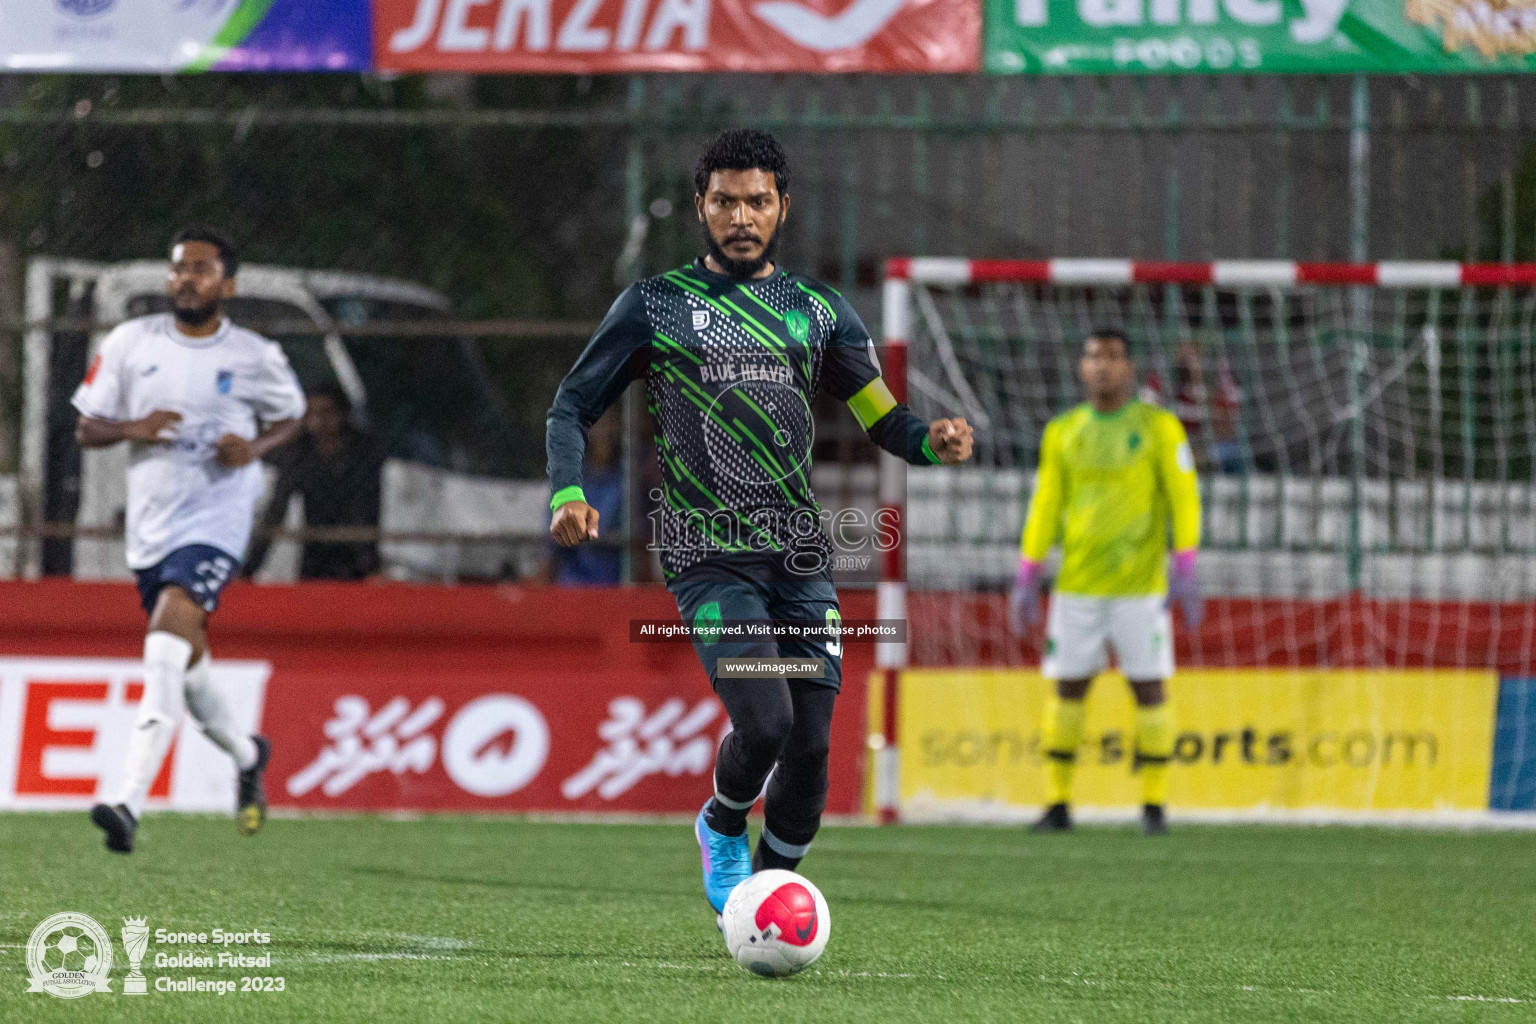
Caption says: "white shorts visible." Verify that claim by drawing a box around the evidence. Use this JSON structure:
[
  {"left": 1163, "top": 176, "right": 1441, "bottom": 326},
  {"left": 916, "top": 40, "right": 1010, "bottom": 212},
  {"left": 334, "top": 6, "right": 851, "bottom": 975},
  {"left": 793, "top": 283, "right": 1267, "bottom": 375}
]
[{"left": 1042, "top": 593, "right": 1174, "bottom": 682}]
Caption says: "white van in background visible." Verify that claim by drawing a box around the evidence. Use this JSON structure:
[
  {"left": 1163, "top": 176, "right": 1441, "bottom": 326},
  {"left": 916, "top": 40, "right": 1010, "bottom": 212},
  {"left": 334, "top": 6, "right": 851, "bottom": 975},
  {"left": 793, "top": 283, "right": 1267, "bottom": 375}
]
[{"left": 18, "top": 258, "right": 548, "bottom": 584}]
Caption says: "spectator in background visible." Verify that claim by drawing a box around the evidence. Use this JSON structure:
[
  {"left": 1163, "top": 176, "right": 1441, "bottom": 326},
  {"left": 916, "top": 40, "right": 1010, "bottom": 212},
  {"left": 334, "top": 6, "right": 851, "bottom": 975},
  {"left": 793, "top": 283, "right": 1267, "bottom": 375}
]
[
  {"left": 1206, "top": 355, "right": 1245, "bottom": 474},
  {"left": 1142, "top": 338, "right": 1245, "bottom": 474},
  {"left": 539, "top": 410, "right": 623, "bottom": 586},
  {"left": 243, "top": 383, "right": 385, "bottom": 581}
]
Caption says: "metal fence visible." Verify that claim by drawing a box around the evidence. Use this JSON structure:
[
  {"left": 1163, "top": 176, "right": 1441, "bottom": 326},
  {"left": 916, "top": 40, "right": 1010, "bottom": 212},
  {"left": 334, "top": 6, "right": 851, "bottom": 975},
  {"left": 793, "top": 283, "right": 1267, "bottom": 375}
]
[
  {"left": 621, "top": 74, "right": 1535, "bottom": 278},
  {"left": 1, "top": 73, "right": 1530, "bottom": 302},
  {"left": 2, "top": 72, "right": 1533, "bottom": 580}
]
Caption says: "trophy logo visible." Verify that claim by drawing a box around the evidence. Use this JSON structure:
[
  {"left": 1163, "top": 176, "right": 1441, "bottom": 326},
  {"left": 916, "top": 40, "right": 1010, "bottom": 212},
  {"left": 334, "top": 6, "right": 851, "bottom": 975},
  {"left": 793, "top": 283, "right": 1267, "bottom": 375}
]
[{"left": 120, "top": 917, "right": 149, "bottom": 996}]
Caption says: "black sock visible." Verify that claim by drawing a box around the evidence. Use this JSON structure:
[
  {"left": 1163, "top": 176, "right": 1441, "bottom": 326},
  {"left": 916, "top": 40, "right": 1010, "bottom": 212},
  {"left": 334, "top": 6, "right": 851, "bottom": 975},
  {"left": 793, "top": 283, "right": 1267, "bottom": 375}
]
[
  {"left": 752, "top": 841, "right": 801, "bottom": 872},
  {"left": 704, "top": 798, "right": 748, "bottom": 837},
  {"left": 751, "top": 683, "right": 835, "bottom": 874}
]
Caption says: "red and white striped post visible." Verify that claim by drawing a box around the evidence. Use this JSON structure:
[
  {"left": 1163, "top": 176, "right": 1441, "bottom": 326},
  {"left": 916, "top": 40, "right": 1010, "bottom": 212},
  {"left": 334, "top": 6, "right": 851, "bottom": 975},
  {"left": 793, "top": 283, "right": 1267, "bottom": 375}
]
[{"left": 873, "top": 263, "right": 913, "bottom": 825}]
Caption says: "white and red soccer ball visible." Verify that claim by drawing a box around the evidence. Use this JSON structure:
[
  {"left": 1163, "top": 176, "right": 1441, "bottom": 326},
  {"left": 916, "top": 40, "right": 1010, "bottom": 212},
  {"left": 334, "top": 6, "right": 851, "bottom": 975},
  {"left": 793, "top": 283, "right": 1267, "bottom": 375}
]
[{"left": 721, "top": 870, "right": 830, "bottom": 977}]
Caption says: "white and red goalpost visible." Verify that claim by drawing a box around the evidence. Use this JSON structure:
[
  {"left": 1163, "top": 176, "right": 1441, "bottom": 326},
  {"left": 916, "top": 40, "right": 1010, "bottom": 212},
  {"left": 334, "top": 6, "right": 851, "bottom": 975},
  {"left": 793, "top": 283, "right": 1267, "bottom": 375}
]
[{"left": 873, "top": 257, "right": 1536, "bottom": 826}]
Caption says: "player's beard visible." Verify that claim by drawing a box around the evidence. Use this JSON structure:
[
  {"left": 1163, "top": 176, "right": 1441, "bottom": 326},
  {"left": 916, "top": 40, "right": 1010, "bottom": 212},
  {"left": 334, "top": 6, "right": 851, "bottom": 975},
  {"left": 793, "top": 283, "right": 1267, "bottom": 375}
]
[
  {"left": 703, "top": 217, "right": 783, "bottom": 280},
  {"left": 1085, "top": 373, "right": 1133, "bottom": 409},
  {"left": 172, "top": 295, "right": 220, "bottom": 328}
]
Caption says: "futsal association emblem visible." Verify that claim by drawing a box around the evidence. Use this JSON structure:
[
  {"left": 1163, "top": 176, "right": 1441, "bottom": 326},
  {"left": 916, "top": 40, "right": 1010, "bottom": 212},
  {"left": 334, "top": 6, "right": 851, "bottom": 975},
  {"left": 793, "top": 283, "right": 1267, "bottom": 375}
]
[
  {"left": 785, "top": 310, "right": 810, "bottom": 344},
  {"left": 25, "top": 912, "right": 114, "bottom": 998},
  {"left": 216, "top": 370, "right": 233, "bottom": 394}
]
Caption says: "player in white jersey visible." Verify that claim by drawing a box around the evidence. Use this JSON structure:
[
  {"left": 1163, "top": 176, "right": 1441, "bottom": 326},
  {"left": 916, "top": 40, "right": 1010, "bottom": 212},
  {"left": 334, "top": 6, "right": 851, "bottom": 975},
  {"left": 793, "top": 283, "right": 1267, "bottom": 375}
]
[{"left": 73, "top": 226, "right": 305, "bottom": 854}]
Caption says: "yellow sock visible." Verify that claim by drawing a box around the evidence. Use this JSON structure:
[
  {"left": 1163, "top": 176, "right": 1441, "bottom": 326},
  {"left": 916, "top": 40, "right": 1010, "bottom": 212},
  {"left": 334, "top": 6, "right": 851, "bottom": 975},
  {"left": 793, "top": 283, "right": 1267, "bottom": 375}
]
[
  {"left": 1137, "top": 702, "right": 1175, "bottom": 806},
  {"left": 1042, "top": 697, "right": 1086, "bottom": 805}
]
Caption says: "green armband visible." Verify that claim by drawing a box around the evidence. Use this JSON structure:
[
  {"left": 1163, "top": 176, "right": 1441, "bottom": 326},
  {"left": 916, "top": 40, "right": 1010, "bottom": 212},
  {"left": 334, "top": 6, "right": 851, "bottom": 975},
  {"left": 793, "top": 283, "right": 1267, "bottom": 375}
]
[
  {"left": 847, "top": 378, "right": 898, "bottom": 430},
  {"left": 921, "top": 435, "right": 942, "bottom": 465},
  {"left": 550, "top": 485, "right": 587, "bottom": 511}
]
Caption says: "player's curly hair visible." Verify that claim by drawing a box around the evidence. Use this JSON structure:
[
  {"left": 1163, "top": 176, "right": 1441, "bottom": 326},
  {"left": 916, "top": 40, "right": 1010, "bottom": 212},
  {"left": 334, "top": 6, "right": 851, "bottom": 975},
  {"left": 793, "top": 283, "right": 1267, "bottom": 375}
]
[
  {"left": 170, "top": 223, "right": 239, "bottom": 278},
  {"left": 694, "top": 129, "right": 790, "bottom": 198}
]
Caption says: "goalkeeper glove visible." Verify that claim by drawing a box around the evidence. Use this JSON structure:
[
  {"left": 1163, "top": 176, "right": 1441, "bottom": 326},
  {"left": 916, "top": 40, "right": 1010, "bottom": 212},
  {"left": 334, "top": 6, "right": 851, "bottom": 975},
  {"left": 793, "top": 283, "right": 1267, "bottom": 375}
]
[
  {"left": 1008, "top": 557, "right": 1044, "bottom": 635},
  {"left": 1167, "top": 549, "right": 1203, "bottom": 628}
]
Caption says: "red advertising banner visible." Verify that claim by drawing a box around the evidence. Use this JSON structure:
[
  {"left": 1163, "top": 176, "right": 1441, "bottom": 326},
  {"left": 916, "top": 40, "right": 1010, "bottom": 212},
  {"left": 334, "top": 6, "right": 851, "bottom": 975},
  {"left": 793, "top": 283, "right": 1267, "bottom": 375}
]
[
  {"left": 0, "top": 581, "right": 871, "bottom": 816},
  {"left": 374, "top": 0, "right": 980, "bottom": 73},
  {"left": 0, "top": 657, "right": 269, "bottom": 812},
  {"left": 268, "top": 666, "right": 736, "bottom": 813}
]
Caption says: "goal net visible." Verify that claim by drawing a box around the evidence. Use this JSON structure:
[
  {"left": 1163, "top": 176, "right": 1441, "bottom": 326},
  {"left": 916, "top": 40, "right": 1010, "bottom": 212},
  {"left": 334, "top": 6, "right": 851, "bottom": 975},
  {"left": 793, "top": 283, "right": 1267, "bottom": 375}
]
[{"left": 874, "top": 258, "right": 1536, "bottom": 824}]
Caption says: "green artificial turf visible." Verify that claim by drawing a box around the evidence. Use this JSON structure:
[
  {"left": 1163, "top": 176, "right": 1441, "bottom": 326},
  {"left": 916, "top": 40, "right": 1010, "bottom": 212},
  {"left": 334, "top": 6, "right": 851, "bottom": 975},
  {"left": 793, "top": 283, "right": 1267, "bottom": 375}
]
[{"left": 1, "top": 813, "right": 1532, "bottom": 1022}]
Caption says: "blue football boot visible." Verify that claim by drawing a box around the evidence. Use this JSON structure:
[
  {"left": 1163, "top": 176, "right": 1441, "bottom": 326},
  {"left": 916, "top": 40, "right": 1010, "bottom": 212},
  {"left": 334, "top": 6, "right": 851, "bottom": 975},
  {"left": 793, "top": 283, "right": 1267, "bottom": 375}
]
[{"left": 695, "top": 800, "right": 751, "bottom": 915}]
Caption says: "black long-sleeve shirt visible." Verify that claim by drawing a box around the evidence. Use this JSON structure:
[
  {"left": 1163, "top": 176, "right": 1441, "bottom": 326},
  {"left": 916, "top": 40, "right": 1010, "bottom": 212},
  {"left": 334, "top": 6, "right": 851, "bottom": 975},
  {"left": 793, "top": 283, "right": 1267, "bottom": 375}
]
[
  {"left": 244, "top": 430, "right": 385, "bottom": 581},
  {"left": 547, "top": 259, "right": 938, "bottom": 582}
]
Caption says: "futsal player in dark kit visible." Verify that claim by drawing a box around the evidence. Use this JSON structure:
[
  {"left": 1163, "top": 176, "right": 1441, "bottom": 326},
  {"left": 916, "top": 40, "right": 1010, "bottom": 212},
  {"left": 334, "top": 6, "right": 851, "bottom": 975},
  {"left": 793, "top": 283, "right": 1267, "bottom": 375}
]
[{"left": 546, "top": 129, "right": 972, "bottom": 916}]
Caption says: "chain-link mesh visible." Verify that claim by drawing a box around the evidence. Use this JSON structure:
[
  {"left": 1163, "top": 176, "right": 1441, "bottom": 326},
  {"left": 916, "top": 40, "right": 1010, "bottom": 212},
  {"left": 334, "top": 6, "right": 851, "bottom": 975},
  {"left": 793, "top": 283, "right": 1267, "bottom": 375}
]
[{"left": 904, "top": 278, "right": 1536, "bottom": 670}]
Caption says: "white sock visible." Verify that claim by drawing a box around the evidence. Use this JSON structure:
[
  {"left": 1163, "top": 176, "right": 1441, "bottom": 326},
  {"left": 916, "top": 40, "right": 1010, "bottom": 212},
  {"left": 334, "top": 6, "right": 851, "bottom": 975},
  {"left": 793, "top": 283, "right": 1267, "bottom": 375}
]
[
  {"left": 184, "top": 653, "right": 257, "bottom": 771},
  {"left": 118, "top": 631, "right": 191, "bottom": 819}
]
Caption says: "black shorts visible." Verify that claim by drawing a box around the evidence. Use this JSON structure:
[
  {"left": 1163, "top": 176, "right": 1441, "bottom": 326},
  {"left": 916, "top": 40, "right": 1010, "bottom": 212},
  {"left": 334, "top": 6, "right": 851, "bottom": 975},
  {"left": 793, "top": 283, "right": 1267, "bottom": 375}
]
[
  {"left": 668, "top": 575, "right": 843, "bottom": 692},
  {"left": 133, "top": 544, "right": 240, "bottom": 616}
]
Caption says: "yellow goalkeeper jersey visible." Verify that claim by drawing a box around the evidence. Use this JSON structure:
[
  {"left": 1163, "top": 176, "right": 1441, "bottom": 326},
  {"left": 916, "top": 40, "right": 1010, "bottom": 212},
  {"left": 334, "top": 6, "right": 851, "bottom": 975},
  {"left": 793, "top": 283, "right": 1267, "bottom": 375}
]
[{"left": 1021, "top": 401, "right": 1201, "bottom": 598}]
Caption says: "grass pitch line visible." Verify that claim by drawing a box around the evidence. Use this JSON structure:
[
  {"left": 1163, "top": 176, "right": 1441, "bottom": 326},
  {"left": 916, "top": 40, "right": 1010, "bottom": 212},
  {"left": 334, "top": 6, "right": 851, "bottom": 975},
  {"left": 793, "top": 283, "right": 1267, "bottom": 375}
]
[
  {"left": 293, "top": 931, "right": 473, "bottom": 964},
  {"left": 646, "top": 962, "right": 731, "bottom": 972},
  {"left": 614, "top": 962, "right": 935, "bottom": 980},
  {"left": 381, "top": 933, "right": 470, "bottom": 949},
  {"left": 1237, "top": 985, "right": 1334, "bottom": 996},
  {"left": 1445, "top": 995, "right": 1530, "bottom": 1003},
  {"left": 303, "top": 952, "right": 463, "bottom": 963}
]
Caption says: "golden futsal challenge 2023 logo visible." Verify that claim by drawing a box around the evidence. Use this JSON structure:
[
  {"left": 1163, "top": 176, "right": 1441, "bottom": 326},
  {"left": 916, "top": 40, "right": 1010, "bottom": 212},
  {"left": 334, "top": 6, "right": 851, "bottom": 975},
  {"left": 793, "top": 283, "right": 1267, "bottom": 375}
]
[{"left": 24, "top": 912, "right": 151, "bottom": 999}]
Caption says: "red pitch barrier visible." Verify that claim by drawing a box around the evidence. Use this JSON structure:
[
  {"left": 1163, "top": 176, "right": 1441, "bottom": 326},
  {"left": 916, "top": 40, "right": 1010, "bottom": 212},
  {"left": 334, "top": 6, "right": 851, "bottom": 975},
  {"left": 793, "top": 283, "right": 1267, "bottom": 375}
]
[
  {"left": 0, "top": 581, "right": 874, "bottom": 816},
  {"left": 907, "top": 592, "right": 1536, "bottom": 675}
]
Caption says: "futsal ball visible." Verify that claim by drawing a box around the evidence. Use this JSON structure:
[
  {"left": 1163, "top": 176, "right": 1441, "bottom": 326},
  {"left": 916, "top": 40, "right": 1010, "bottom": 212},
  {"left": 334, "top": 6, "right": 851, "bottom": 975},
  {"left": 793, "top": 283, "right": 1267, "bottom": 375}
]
[{"left": 720, "top": 869, "right": 830, "bottom": 977}]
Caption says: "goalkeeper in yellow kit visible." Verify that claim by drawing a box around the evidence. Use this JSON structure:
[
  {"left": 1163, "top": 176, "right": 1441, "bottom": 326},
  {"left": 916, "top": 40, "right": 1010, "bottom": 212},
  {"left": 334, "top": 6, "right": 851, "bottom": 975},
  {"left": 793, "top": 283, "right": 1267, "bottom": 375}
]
[{"left": 1008, "top": 328, "right": 1203, "bottom": 836}]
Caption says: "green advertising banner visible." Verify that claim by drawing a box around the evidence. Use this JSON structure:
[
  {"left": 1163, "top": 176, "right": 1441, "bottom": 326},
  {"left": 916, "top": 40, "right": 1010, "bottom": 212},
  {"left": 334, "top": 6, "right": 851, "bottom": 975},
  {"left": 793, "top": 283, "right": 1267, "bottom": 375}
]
[{"left": 985, "top": 0, "right": 1536, "bottom": 72}]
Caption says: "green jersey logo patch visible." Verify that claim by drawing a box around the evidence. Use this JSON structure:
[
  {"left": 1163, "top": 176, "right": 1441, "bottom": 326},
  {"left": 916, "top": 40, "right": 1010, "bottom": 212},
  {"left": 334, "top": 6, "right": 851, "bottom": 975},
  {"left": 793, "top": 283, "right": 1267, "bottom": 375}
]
[
  {"left": 1128, "top": 432, "right": 1142, "bottom": 452},
  {"left": 785, "top": 310, "right": 810, "bottom": 344},
  {"left": 694, "top": 601, "right": 723, "bottom": 645}
]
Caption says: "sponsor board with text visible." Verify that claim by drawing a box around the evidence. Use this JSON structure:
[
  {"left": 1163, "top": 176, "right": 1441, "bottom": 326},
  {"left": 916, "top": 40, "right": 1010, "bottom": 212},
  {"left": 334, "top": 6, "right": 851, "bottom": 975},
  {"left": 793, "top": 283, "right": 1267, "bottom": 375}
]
[
  {"left": 0, "top": 659, "right": 862, "bottom": 814},
  {"left": 985, "top": 0, "right": 1536, "bottom": 73},
  {"left": 0, "top": 580, "right": 873, "bottom": 816},
  {"left": 375, "top": 0, "right": 980, "bottom": 72},
  {"left": 265, "top": 668, "right": 738, "bottom": 812},
  {"left": 0, "top": 658, "right": 267, "bottom": 812},
  {"left": 0, "top": 0, "right": 371, "bottom": 72},
  {"left": 892, "top": 668, "right": 1500, "bottom": 813}
]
